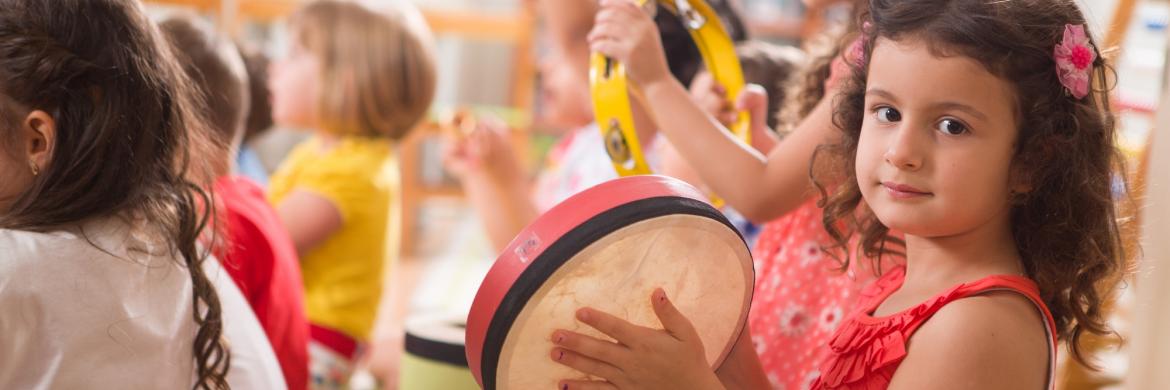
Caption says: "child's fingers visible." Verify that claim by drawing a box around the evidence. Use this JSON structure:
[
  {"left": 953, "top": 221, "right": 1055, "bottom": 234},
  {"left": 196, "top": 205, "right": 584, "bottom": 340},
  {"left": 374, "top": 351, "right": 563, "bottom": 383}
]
[
  {"left": 735, "top": 84, "right": 770, "bottom": 131},
  {"left": 593, "top": 8, "right": 618, "bottom": 26},
  {"left": 589, "top": 41, "right": 624, "bottom": 61},
  {"left": 558, "top": 380, "right": 619, "bottom": 390},
  {"left": 576, "top": 307, "right": 646, "bottom": 346},
  {"left": 588, "top": 21, "right": 625, "bottom": 45},
  {"left": 735, "top": 84, "right": 768, "bottom": 112},
  {"left": 551, "top": 347, "right": 624, "bottom": 382},
  {"left": 600, "top": 0, "right": 643, "bottom": 15},
  {"left": 651, "top": 288, "right": 701, "bottom": 342},
  {"left": 552, "top": 330, "right": 630, "bottom": 367},
  {"left": 480, "top": 114, "right": 509, "bottom": 133}
]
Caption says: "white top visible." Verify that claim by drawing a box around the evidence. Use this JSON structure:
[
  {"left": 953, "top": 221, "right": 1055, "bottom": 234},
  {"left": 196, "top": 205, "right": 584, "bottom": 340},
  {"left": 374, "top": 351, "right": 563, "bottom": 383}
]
[
  {"left": 533, "top": 123, "right": 662, "bottom": 212},
  {"left": 0, "top": 217, "right": 284, "bottom": 389}
]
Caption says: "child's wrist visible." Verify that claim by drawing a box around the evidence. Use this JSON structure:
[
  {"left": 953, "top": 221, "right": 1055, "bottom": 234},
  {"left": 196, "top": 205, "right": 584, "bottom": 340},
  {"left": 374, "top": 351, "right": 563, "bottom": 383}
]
[{"left": 641, "top": 76, "right": 684, "bottom": 102}]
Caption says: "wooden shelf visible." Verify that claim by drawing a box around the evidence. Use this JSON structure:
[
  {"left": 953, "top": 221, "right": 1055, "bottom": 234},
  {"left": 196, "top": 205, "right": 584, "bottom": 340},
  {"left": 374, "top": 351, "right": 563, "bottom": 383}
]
[
  {"left": 237, "top": 0, "right": 299, "bottom": 21},
  {"left": 146, "top": 0, "right": 219, "bottom": 10},
  {"left": 147, "top": 0, "right": 534, "bottom": 43}
]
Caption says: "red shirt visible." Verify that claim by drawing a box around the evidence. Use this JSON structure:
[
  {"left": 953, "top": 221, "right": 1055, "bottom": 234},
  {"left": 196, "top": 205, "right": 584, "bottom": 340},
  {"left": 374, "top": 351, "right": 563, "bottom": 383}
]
[
  {"left": 214, "top": 176, "right": 309, "bottom": 390},
  {"left": 811, "top": 267, "right": 1058, "bottom": 389}
]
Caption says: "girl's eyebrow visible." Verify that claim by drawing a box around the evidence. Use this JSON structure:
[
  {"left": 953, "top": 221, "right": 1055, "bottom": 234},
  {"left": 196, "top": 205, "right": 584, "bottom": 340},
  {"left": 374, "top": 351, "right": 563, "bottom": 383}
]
[
  {"left": 866, "top": 88, "right": 989, "bottom": 121},
  {"left": 865, "top": 88, "right": 899, "bottom": 103},
  {"left": 931, "top": 102, "right": 989, "bottom": 121}
]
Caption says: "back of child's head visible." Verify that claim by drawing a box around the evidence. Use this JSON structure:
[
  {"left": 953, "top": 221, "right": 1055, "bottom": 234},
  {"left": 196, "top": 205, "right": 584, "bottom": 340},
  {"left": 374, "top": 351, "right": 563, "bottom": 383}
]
[
  {"left": 160, "top": 15, "right": 250, "bottom": 150},
  {"left": 780, "top": 0, "right": 863, "bottom": 127},
  {"left": 735, "top": 40, "right": 806, "bottom": 129},
  {"left": 289, "top": 0, "right": 437, "bottom": 140},
  {"left": 819, "top": 0, "right": 1125, "bottom": 365},
  {"left": 237, "top": 44, "right": 274, "bottom": 144},
  {"left": 656, "top": 0, "right": 749, "bottom": 86},
  {"left": 0, "top": 0, "right": 228, "bottom": 386}
]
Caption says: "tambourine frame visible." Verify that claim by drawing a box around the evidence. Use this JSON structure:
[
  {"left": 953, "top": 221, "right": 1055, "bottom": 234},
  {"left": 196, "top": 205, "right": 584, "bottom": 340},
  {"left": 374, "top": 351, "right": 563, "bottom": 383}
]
[{"left": 589, "top": 0, "right": 750, "bottom": 177}]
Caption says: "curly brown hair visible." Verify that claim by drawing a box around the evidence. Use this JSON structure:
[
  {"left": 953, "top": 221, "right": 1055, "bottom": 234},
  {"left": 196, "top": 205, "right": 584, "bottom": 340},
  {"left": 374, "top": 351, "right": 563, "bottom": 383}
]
[
  {"left": 0, "top": 0, "right": 230, "bottom": 387},
  {"left": 816, "top": 0, "right": 1128, "bottom": 366}
]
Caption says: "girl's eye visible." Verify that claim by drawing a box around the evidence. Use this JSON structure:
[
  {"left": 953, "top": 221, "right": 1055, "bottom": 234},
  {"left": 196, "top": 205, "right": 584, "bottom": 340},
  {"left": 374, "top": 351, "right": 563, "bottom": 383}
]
[
  {"left": 936, "top": 119, "right": 969, "bottom": 135},
  {"left": 875, "top": 107, "right": 901, "bottom": 123}
]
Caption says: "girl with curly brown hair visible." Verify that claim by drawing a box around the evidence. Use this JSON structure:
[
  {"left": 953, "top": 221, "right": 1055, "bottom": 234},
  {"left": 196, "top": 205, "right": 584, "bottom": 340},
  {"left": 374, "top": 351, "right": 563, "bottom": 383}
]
[{"left": 549, "top": 0, "right": 1127, "bottom": 388}]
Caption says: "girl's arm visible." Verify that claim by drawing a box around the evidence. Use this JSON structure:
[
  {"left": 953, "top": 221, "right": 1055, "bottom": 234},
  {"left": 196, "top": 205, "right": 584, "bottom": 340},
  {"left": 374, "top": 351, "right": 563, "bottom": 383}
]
[
  {"left": 442, "top": 119, "right": 540, "bottom": 251},
  {"left": 591, "top": 0, "right": 838, "bottom": 222},
  {"left": 276, "top": 190, "right": 343, "bottom": 255},
  {"left": 640, "top": 80, "right": 836, "bottom": 222},
  {"left": 457, "top": 171, "right": 540, "bottom": 251},
  {"left": 714, "top": 325, "right": 771, "bottom": 390}
]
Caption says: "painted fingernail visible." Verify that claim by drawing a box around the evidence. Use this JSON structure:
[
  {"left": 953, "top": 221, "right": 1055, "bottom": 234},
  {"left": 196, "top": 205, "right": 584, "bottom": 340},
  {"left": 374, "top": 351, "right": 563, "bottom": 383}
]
[
  {"left": 555, "top": 332, "right": 565, "bottom": 343},
  {"left": 561, "top": 384, "right": 569, "bottom": 390},
  {"left": 557, "top": 350, "right": 565, "bottom": 361}
]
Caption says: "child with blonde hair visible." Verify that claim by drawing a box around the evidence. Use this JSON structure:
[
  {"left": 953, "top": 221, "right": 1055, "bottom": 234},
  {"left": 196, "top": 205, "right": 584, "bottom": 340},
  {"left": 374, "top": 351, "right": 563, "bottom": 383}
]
[{"left": 266, "top": 1, "right": 436, "bottom": 387}]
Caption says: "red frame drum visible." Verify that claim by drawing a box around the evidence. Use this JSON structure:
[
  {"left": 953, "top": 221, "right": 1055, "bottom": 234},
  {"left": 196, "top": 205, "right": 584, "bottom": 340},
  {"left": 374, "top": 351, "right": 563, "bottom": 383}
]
[{"left": 465, "top": 175, "right": 755, "bottom": 389}]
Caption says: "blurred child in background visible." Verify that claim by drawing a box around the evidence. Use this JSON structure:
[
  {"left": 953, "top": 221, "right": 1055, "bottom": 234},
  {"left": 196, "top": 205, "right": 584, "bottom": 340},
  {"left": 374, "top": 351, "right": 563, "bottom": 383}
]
[
  {"left": 266, "top": 1, "right": 437, "bottom": 388},
  {"left": 160, "top": 15, "right": 309, "bottom": 390}
]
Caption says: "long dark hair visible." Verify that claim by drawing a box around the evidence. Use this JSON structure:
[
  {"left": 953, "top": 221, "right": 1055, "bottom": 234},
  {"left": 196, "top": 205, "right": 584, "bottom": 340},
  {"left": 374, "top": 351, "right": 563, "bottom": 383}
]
[
  {"left": 817, "top": 0, "right": 1128, "bottom": 366},
  {"left": 0, "top": 0, "right": 230, "bottom": 387}
]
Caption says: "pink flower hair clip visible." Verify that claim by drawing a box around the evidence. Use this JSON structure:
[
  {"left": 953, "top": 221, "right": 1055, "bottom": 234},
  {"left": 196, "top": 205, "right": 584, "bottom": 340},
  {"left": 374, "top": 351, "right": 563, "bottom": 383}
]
[{"left": 1054, "top": 24, "right": 1097, "bottom": 99}]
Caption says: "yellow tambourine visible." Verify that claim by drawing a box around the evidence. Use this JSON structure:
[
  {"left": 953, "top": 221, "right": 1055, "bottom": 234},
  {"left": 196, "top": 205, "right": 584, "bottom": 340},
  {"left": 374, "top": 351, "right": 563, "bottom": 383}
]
[{"left": 590, "top": 0, "right": 750, "bottom": 178}]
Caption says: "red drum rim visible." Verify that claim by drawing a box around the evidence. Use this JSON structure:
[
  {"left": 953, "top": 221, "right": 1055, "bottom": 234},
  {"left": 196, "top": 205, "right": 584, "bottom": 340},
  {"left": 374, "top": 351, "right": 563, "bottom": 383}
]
[{"left": 464, "top": 175, "right": 753, "bottom": 388}]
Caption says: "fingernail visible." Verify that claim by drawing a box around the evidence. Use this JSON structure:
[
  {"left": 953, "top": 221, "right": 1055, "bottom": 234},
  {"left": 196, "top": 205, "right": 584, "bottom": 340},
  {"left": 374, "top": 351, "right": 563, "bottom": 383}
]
[
  {"left": 554, "top": 332, "right": 565, "bottom": 343},
  {"left": 561, "top": 384, "right": 569, "bottom": 390},
  {"left": 577, "top": 308, "right": 590, "bottom": 321},
  {"left": 557, "top": 350, "right": 565, "bottom": 361}
]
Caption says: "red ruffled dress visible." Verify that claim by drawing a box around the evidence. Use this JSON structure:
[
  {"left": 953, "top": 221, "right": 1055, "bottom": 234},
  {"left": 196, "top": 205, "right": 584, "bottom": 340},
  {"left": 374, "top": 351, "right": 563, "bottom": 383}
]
[{"left": 810, "top": 267, "right": 1058, "bottom": 389}]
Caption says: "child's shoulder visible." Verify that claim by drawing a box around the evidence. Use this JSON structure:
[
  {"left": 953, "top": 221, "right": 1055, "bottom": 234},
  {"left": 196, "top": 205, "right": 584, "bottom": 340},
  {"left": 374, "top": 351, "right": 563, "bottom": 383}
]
[
  {"left": 307, "top": 137, "right": 395, "bottom": 177},
  {"left": 0, "top": 227, "right": 78, "bottom": 271},
  {"left": 898, "top": 290, "right": 1050, "bottom": 387}
]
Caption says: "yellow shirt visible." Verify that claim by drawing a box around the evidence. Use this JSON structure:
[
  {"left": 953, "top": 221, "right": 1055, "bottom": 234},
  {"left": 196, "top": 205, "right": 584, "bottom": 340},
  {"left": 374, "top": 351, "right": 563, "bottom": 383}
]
[{"left": 268, "top": 136, "right": 401, "bottom": 341}]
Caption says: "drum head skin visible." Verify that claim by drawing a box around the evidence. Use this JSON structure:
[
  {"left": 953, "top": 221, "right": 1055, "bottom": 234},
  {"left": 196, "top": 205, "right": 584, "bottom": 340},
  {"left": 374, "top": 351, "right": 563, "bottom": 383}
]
[{"left": 465, "top": 175, "right": 754, "bottom": 389}]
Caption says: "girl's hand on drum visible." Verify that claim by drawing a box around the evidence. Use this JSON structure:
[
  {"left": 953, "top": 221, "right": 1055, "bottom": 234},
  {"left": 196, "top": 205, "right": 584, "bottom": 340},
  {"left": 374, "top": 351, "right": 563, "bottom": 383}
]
[
  {"left": 588, "top": 0, "right": 673, "bottom": 89},
  {"left": 550, "top": 288, "right": 724, "bottom": 390}
]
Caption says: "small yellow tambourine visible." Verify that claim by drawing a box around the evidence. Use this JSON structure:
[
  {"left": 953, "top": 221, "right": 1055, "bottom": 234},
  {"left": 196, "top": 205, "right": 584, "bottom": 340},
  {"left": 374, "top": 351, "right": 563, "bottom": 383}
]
[{"left": 590, "top": 0, "right": 750, "bottom": 180}]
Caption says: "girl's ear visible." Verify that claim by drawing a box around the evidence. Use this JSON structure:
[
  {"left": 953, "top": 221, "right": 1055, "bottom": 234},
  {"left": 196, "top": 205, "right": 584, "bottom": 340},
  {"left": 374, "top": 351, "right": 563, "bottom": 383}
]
[
  {"left": 1008, "top": 162, "right": 1034, "bottom": 199},
  {"left": 21, "top": 110, "right": 56, "bottom": 174}
]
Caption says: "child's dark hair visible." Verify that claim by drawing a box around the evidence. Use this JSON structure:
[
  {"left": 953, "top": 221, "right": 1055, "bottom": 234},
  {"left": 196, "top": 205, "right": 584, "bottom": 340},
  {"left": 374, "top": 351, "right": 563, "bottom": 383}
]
[
  {"left": 656, "top": 0, "right": 748, "bottom": 86},
  {"left": 735, "top": 40, "right": 805, "bottom": 130},
  {"left": 237, "top": 43, "right": 274, "bottom": 144},
  {"left": 816, "top": 0, "right": 1127, "bottom": 366},
  {"left": 0, "top": 0, "right": 230, "bottom": 387},
  {"left": 160, "top": 15, "right": 249, "bottom": 150}
]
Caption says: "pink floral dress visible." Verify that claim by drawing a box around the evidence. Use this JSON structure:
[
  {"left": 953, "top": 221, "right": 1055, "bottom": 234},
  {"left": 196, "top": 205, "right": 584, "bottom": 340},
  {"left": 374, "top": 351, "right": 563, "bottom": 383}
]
[{"left": 748, "top": 200, "right": 882, "bottom": 389}]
